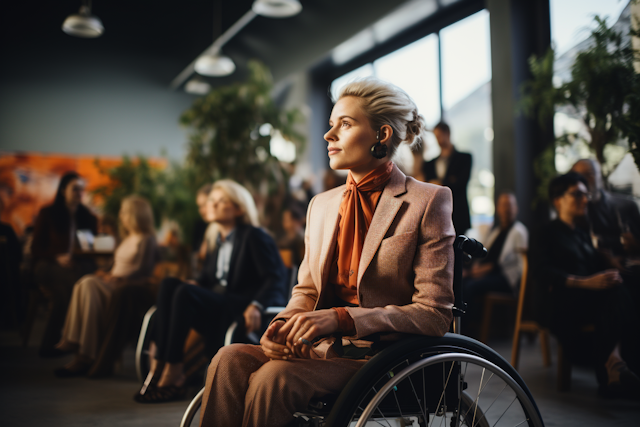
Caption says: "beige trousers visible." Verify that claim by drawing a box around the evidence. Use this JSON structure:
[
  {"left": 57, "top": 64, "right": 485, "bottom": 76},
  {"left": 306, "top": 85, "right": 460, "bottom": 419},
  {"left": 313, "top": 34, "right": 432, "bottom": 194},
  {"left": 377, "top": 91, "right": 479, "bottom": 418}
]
[
  {"left": 199, "top": 344, "right": 366, "bottom": 427},
  {"left": 60, "top": 274, "right": 116, "bottom": 359}
]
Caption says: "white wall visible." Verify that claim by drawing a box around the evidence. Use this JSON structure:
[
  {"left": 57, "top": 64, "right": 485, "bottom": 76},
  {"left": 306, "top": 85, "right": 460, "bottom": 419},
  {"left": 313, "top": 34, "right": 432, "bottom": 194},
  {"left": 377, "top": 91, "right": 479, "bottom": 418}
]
[{"left": 0, "top": 52, "right": 197, "bottom": 160}]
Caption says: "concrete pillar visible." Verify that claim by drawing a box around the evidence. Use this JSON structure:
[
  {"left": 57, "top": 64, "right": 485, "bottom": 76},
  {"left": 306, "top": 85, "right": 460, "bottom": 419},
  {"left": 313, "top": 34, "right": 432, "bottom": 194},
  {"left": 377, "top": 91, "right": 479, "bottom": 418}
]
[{"left": 486, "top": 0, "right": 553, "bottom": 230}]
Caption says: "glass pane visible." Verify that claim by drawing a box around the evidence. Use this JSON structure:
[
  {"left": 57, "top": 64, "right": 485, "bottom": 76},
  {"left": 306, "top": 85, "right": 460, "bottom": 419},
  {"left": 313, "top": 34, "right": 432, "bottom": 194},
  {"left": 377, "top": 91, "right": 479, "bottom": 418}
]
[
  {"left": 551, "top": 0, "right": 629, "bottom": 58},
  {"left": 373, "top": 34, "right": 441, "bottom": 175},
  {"left": 550, "top": 0, "right": 637, "bottom": 193},
  {"left": 373, "top": 33, "right": 441, "bottom": 129},
  {"left": 440, "top": 10, "right": 493, "bottom": 229},
  {"left": 329, "top": 63, "right": 375, "bottom": 101}
]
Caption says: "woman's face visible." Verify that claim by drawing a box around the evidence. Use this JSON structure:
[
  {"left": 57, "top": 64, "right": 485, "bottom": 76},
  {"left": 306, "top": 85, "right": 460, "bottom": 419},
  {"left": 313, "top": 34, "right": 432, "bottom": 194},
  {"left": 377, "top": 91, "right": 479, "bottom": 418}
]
[
  {"left": 206, "top": 189, "right": 242, "bottom": 225},
  {"left": 64, "top": 178, "right": 84, "bottom": 208},
  {"left": 555, "top": 182, "right": 589, "bottom": 219},
  {"left": 324, "top": 96, "right": 381, "bottom": 179}
]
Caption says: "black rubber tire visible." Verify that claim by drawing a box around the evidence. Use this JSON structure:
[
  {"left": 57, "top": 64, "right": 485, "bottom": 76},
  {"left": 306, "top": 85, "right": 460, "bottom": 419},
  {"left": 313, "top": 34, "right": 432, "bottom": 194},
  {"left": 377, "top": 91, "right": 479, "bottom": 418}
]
[{"left": 325, "top": 332, "right": 543, "bottom": 427}]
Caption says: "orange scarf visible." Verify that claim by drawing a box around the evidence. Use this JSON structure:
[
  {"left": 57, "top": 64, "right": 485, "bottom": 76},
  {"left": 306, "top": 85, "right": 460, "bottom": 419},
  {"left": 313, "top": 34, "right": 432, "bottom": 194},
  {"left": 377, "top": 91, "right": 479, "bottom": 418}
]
[{"left": 331, "top": 162, "right": 394, "bottom": 304}]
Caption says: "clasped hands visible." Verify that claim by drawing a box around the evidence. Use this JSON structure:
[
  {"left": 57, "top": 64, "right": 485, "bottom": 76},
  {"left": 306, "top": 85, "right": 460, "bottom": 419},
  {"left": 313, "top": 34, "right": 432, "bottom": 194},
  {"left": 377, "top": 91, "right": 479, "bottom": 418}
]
[{"left": 260, "top": 309, "right": 339, "bottom": 360}]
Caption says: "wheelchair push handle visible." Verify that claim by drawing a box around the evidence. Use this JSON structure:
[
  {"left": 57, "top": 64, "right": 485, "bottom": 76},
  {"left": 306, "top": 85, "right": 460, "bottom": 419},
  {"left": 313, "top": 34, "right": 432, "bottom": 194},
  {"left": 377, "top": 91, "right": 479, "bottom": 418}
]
[{"left": 455, "top": 235, "right": 487, "bottom": 259}]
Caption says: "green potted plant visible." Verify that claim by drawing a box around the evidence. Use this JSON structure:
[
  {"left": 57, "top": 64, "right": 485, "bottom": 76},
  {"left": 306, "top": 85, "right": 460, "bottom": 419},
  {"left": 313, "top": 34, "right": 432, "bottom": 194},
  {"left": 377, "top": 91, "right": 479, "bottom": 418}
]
[{"left": 520, "top": 15, "right": 640, "bottom": 202}]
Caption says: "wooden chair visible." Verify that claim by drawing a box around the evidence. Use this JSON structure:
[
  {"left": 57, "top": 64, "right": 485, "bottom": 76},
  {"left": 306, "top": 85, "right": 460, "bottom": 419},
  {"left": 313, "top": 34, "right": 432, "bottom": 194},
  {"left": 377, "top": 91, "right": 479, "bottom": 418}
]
[
  {"left": 510, "top": 252, "right": 551, "bottom": 370},
  {"left": 479, "top": 292, "right": 516, "bottom": 344}
]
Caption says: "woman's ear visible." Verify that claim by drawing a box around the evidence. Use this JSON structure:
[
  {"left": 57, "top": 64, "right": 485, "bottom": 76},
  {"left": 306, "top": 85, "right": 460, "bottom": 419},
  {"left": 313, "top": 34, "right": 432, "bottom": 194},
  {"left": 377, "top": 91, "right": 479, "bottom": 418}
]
[{"left": 379, "top": 125, "right": 393, "bottom": 144}]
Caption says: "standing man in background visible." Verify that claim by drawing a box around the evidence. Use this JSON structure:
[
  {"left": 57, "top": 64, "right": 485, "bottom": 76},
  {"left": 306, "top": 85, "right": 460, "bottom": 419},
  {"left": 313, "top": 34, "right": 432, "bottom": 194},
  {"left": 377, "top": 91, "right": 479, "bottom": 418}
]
[{"left": 422, "top": 122, "right": 472, "bottom": 235}]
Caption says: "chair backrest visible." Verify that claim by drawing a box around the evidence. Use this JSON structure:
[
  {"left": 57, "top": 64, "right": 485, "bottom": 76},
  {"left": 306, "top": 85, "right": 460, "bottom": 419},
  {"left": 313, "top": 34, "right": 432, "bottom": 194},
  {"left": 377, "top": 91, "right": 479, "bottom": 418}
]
[{"left": 514, "top": 252, "right": 529, "bottom": 332}]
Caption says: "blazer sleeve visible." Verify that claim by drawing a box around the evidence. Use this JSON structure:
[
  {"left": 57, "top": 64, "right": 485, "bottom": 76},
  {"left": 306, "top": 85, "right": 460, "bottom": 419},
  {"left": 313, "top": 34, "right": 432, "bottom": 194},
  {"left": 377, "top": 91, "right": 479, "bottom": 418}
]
[
  {"left": 275, "top": 195, "right": 320, "bottom": 320},
  {"left": 345, "top": 186, "right": 455, "bottom": 338},
  {"left": 246, "top": 228, "right": 288, "bottom": 309}
]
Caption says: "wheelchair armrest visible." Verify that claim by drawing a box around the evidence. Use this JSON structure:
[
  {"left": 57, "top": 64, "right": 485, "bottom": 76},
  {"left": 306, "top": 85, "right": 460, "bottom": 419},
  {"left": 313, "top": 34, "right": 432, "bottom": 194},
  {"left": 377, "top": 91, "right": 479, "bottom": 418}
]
[{"left": 264, "top": 306, "right": 285, "bottom": 315}]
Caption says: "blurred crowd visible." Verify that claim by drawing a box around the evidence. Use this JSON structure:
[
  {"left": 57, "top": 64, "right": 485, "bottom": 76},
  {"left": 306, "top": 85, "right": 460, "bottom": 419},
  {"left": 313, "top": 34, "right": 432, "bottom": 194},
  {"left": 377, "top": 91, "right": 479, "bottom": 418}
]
[{"left": 1, "top": 121, "right": 638, "bottom": 403}]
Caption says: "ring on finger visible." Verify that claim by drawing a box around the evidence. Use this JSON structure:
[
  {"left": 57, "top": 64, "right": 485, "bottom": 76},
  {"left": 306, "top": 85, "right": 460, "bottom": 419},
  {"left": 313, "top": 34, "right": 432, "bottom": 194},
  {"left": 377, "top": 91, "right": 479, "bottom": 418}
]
[{"left": 299, "top": 337, "right": 312, "bottom": 346}]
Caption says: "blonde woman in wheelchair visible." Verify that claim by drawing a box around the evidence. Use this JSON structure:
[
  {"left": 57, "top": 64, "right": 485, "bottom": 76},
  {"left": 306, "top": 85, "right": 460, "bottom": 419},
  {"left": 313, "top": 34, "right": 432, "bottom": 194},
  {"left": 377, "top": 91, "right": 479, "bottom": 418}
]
[{"left": 199, "top": 78, "right": 456, "bottom": 427}]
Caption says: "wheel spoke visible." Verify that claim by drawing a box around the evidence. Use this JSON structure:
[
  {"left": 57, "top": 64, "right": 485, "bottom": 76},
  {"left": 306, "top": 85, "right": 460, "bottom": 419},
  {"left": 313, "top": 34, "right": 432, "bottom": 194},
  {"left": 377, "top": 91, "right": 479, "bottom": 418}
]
[
  {"left": 407, "top": 370, "right": 427, "bottom": 423},
  {"left": 428, "top": 360, "right": 456, "bottom": 427},
  {"left": 354, "top": 353, "right": 542, "bottom": 427}
]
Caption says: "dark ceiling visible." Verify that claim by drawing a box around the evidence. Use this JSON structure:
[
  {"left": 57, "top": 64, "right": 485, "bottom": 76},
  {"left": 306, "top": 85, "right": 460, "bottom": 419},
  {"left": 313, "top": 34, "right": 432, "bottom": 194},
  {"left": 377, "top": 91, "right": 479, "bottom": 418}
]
[{"left": 1, "top": 1, "right": 478, "bottom": 90}]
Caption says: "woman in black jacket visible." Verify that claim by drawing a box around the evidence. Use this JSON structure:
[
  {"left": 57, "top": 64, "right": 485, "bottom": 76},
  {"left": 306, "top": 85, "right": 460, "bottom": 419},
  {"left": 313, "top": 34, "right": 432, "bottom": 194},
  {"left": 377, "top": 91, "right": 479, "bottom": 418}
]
[
  {"left": 135, "top": 180, "right": 287, "bottom": 403},
  {"left": 31, "top": 172, "right": 98, "bottom": 357},
  {"left": 531, "top": 172, "right": 639, "bottom": 396}
]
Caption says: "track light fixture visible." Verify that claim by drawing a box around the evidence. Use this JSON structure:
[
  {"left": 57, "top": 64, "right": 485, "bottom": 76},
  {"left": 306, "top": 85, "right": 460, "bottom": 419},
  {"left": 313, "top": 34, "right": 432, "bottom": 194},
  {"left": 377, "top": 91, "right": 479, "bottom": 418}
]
[
  {"left": 252, "top": 0, "right": 302, "bottom": 18},
  {"left": 62, "top": 1, "right": 104, "bottom": 38}
]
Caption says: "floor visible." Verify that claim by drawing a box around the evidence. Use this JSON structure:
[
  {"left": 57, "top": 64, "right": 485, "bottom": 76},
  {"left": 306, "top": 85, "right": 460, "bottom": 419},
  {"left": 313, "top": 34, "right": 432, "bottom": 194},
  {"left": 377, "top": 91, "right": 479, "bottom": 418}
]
[{"left": 1, "top": 314, "right": 639, "bottom": 427}]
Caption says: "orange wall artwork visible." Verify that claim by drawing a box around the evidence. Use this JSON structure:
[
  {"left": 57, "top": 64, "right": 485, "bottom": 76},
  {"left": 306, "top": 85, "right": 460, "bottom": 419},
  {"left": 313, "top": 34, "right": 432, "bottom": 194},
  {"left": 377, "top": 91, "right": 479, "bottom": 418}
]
[{"left": 0, "top": 152, "right": 164, "bottom": 237}]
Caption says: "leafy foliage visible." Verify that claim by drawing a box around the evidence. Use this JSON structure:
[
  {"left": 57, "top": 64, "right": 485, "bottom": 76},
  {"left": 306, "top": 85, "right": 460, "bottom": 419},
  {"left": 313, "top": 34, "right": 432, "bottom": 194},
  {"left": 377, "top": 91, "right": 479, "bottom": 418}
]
[
  {"left": 180, "top": 60, "right": 305, "bottom": 196},
  {"left": 520, "top": 15, "right": 640, "bottom": 182},
  {"left": 91, "top": 61, "right": 306, "bottom": 244},
  {"left": 92, "top": 156, "right": 201, "bottom": 246}
]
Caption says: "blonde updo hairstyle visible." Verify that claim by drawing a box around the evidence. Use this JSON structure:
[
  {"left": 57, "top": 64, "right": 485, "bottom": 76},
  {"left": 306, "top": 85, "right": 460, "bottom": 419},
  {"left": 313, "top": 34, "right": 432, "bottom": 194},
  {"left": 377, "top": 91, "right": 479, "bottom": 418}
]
[
  {"left": 336, "top": 78, "right": 427, "bottom": 160},
  {"left": 119, "top": 195, "right": 155, "bottom": 237},
  {"left": 204, "top": 179, "right": 260, "bottom": 251}
]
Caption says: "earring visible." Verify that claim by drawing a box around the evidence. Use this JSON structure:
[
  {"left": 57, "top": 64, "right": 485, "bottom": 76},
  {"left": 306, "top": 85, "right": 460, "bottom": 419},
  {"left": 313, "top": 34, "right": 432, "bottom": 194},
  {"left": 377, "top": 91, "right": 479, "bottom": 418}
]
[{"left": 371, "top": 129, "right": 387, "bottom": 159}]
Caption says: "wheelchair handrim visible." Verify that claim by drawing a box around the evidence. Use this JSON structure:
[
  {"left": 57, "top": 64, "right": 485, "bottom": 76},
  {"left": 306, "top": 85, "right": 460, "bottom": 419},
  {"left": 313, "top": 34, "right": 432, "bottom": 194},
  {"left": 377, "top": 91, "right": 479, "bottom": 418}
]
[{"left": 354, "top": 352, "right": 543, "bottom": 427}]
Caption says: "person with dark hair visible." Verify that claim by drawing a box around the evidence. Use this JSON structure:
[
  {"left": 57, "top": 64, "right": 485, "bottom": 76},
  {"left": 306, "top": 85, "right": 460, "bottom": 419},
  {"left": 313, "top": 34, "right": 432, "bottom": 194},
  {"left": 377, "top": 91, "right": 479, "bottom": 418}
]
[
  {"left": 31, "top": 172, "right": 98, "bottom": 358},
  {"left": 0, "top": 197, "right": 22, "bottom": 327},
  {"left": 530, "top": 172, "right": 640, "bottom": 397},
  {"left": 422, "top": 122, "right": 472, "bottom": 235},
  {"left": 276, "top": 201, "right": 306, "bottom": 268},
  {"left": 571, "top": 159, "right": 640, "bottom": 256}
]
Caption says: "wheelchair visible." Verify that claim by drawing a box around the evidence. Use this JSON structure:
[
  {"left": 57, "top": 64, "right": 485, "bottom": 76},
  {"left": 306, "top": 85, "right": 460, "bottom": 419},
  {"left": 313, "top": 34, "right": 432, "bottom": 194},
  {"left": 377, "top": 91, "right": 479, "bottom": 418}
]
[
  {"left": 135, "top": 265, "right": 298, "bottom": 383},
  {"left": 179, "top": 236, "right": 545, "bottom": 427}
]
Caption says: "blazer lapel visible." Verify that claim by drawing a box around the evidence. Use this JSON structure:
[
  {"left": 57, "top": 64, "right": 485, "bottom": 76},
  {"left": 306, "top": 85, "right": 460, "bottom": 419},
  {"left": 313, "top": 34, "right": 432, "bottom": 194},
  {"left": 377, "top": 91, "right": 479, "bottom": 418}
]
[
  {"left": 357, "top": 165, "right": 407, "bottom": 285},
  {"left": 226, "top": 225, "right": 247, "bottom": 289},
  {"left": 318, "top": 188, "right": 344, "bottom": 286}
]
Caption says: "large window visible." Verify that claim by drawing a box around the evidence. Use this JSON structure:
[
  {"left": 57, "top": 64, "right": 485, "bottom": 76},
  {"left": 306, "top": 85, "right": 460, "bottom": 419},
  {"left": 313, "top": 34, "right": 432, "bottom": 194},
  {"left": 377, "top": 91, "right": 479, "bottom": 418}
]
[
  {"left": 330, "top": 10, "right": 493, "bottom": 232},
  {"left": 550, "top": 0, "right": 638, "bottom": 197}
]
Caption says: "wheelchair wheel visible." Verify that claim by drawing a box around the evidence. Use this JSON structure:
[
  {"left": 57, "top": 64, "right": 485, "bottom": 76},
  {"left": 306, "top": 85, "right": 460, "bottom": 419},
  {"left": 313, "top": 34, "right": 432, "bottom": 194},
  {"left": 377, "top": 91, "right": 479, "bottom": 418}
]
[
  {"left": 180, "top": 387, "right": 204, "bottom": 427},
  {"left": 326, "top": 334, "right": 544, "bottom": 427},
  {"left": 352, "top": 353, "right": 540, "bottom": 427},
  {"left": 135, "top": 306, "right": 156, "bottom": 383}
]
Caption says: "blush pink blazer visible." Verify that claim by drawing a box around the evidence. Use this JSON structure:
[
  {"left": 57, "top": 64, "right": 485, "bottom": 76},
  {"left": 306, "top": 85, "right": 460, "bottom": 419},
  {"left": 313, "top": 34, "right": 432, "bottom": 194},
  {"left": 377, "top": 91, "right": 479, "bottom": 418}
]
[{"left": 278, "top": 164, "right": 455, "bottom": 358}]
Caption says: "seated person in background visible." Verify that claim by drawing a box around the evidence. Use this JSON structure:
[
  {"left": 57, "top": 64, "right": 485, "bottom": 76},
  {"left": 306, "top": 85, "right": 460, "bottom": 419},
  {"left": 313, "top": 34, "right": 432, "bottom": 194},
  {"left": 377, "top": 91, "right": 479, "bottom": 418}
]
[
  {"left": 0, "top": 196, "right": 22, "bottom": 328},
  {"left": 276, "top": 200, "right": 306, "bottom": 268},
  {"left": 530, "top": 172, "right": 639, "bottom": 397},
  {"left": 31, "top": 172, "right": 98, "bottom": 358},
  {"left": 571, "top": 159, "right": 640, "bottom": 257},
  {"left": 135, "top": 180, "right": 287, "bottom": 403},
  {"left": 198, "top": 78, "right": 455, "bottom": 427},
  {"left": 54, "top": 195, "right": 158, "bottom": 377},
  {"left": 463, "top": 192, "right": 527, "bottom": 318},
  {"left": 87, "top": 188, "right": 209, "bottom": 378}
]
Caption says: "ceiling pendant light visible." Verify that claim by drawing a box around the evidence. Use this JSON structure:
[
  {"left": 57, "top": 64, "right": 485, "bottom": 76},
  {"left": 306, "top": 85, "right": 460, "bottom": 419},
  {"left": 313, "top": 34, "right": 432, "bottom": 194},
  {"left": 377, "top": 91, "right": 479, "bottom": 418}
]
[
  {"left": 62, "top": 1, "right": 104, "bottom": 38},
  {"left": 194, "top": 54, "right": 236, "bottom": 77},
  {"left": 185, "top": 77, "right": 212, "bottom": 95},
  {"left": 194, "top": 0, "right": 235, "bottom": 78},
  {"left": 252, "top": 0, "right": 302, "bottom": 18}
]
